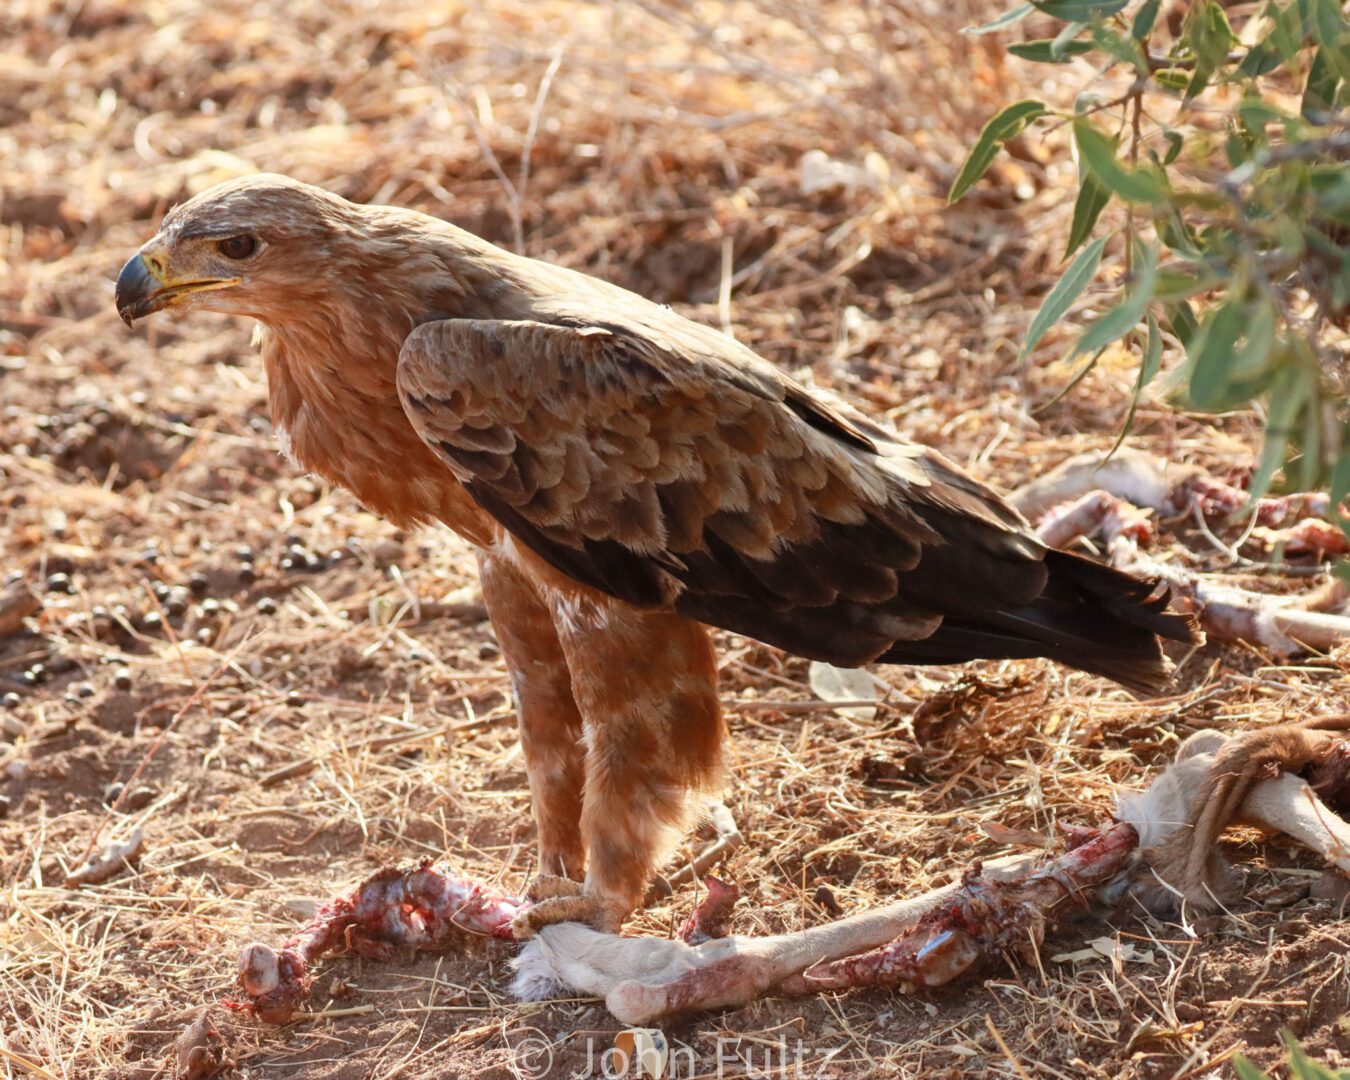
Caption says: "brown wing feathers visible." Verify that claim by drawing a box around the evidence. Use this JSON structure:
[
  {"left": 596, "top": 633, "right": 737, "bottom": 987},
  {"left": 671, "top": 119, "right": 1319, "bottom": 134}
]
[{"left": 398, "top": 317, "right": 1193, "bottom": 692}]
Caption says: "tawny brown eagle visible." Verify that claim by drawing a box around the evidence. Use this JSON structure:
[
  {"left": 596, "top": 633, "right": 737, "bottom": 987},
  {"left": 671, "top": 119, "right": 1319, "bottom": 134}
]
[{"left": 116, "top": 174, "right": 1194, "bottom": 933}]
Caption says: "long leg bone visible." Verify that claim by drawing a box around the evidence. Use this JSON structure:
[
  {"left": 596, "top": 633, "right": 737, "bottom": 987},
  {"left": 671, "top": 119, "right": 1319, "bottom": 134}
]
[
  {"left": 235, "top": 861, "right": 525, "bottom": 1022},
  {"left": 1110, "top": 537, "right": 1350, "bottom": 654},
  {"left": 799, "top": 822, "right": 1138, "bottom": 990},
  {"left": 511, "top": 833, "right": 1138, "bottom": 1025}
]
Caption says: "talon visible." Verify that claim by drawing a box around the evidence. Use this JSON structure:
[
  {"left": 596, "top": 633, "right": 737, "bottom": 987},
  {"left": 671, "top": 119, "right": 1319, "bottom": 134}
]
[
  {"left": 512, "top": 892, "right": 627, "bottom": 939},
  {"left": 524, "top": 873, "right": 587, "bottom": 904}
]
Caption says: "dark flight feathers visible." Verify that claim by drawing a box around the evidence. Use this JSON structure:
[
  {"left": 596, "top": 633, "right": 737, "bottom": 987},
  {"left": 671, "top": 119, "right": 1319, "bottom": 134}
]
[{"left": 397, "top": 311, "right": 1195, "bottom": 695}]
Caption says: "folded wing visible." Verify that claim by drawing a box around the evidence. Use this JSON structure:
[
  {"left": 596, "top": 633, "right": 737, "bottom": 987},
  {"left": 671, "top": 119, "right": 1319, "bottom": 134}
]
[{"left": 397, "top": 317, "right": 1192, "bottom": 692}]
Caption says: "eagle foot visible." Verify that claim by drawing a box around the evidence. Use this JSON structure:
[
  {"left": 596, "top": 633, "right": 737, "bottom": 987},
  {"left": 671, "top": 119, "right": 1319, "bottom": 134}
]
[
  {"left": 523, "top": 873, "right": 587, "bottom": 903},
  {"left": 512, "top": 881, "right": 626, "bottom": 939}
]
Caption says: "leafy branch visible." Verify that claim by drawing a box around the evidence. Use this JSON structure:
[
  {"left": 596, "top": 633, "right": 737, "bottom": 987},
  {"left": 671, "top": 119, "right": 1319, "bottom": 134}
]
[{"left": 954, "top": 0, "right": 1350, "bottom": 517}]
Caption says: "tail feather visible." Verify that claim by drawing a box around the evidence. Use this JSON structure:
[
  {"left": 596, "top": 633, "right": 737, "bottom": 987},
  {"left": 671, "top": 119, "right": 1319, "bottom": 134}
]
[{"left": 878, "top": 549, "right": 1200, "bottom": 695}]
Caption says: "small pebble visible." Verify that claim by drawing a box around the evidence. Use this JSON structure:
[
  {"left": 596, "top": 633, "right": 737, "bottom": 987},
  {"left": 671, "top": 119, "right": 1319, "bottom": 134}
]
[
  {"left": 142, "top": 611, "right": 163, "bottom": 631},
  {"left": 103, "top": 781, "right": 125, "bottom": 806},
  {"left": 238, "top": 567, "right": 257, "bottom": 585},
  {"left": 371, "top": 540, "right": 405, "bottom": 569},
  {"left": 113, "top": 668, "right": 133, "bottom": 691},
  {"left": 164, "top": 591, "right": 189, "bottom": 616},
  {"left": 0, "top": 794, "right": 9, "bottom": 819},
  {"left": 136, "top": 548, "right": 159, "bottom": 564},
  {"left": 200, "top": 598, "right": 221, "bottom": 617},
  {"left": 152, "top": 582, "right": 171, "bottom": 601},
  {"left": 813, "top": 885, "right": 844, "bottom": 915},
  {"left": 125, "top": 785, "right": 156, "bottom": 811},
  {"left": 477, "top": 641, "right": 499, "bottom": 660},
  {"left": 75, "top": 682, "right": 95, "bottom": 698},
  {"left": 45, "top": 572, "right": 73, "bottom": 594},
  {"left": 256, "top": 597, "right": 278, "bottom": 615},
  {"left": 196, "top": 626, "right": 216, "bottom": 644},
  {"left": 1, "top": 692, "right": 19, "bottom": 709},
  {"left": 235, "top": 545, "right": 255, "bottom": 564},
  {"left": 285, "top": 690, "right": 305, "bottom": 707},
  {"left": 5, "top": 760, "right": 29, "bottom": 782},
  {"left": 189, "top": 572, "right": 210, "bottom": 595},
  {"left": 278, "top": 557, "right": 295, "bottom": 572}
]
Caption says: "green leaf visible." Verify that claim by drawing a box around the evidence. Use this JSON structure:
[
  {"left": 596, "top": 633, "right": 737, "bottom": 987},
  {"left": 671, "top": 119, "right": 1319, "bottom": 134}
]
[
  {"left": 1231, "top": 1054, "right": 1271, "bottom": 1080},
  {"left": 1297, "top": 390, "right": 1322, "bottom": 491},
  {"left": 1310, "top": 0, "right": 1350, "bottom": 81},
  {"left": 1161, "top": 128, "right": 1185, "bottom": 165},
  {"left": 949, "top": 100, "right": 1048, "bottom": 202},
  {"left": 1230, "top": 298, "right": 1276, "bottom": 381},
  {"left": 1183, "top": 0, "right": 1238, "bottom": 101},
  {"left": 1284, "top": 1023, "right": 1350, "bottom": 1080},
  {"left": 1154, "top": 68, "right": 1193, "bottom": 92},
  {"left": 1310, "top": 0, "right": 1349, "bottom": 50},
  {"left": 1070, "top": 240, "right": 1158, "bottom": 358},
  {"left": 1032, "top": 0, "right": 1128, "bottom": 19},
  {"left": 1330, "top": 440, "right": 1350, "bottom": 508},
  {"left": 1066, "top": 170, "right": 1111, "bottom": 256},
  {"left": 1108, "top": 311, "right": 1163, "bottom": 458},
  {"left": 1132, "top": 0, "right": 1160, "bottom": 39},
  {"left": 1166, "top": 298, "right": 1200, "bottom": 349},
  {"left": 1052, "top": 20, "right": 1089, "bottom": 57},
  {"left": 1154, "top": 268, "right": 1212, "bottom": 301},
  {"left": 1091, "top": 22, "right": 1148, "bottom": 71},
  {"left": 1303, "top": 46, "right": 1341, "bottom": 119},
  {"left": 1250, "top": 364, "right": 1310, "bottom": 501},
  {"left": 1073, "top": 118, "right": 1168, "bottom": 203},
  {"left": 1008, "top": 38, "right": 1095, "bottom": 61},
  {"left": 963, "top": 2, "right": 1034, "bottom": 34},
  {"left": 1020, "top": 233, "right": 1109, "bottom": 360},
  {"left": 1186, "top": 299, "right": 1247, "bottom": 409}
]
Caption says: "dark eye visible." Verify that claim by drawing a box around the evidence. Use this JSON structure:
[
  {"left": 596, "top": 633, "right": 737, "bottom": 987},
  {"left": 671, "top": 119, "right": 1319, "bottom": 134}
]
[{"left": 218, "top": 235, "right": 258, "bottom": 259}]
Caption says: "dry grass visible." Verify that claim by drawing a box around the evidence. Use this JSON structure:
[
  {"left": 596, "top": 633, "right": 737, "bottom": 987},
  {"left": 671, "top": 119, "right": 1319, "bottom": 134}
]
[{"left": 4, "top": 1, "right": 1350, "bottom": 1078}]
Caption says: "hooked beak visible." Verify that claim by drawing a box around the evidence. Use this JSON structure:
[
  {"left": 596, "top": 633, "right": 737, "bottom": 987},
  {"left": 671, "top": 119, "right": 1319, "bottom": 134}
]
[{"left": 115, "top": 251, "right": 239, "bottom": 327}]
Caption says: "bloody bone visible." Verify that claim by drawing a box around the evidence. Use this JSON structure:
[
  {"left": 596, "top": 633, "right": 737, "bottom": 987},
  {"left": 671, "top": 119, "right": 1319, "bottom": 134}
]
[
  {"left": 512, "top": 832, "right": 1136, "bottom": 1025},
  {"left": 235, "top": 860, "right": 525, "bottom": 1022},
  {"left": 677, "top": 876, "right": 739, "bottom": 945},
  {"left": 1011, "top": 449, "right": 1338, "bottom": 528},
  {"left": 800, "top": 821, "right": 1138, "bottom": 990}
]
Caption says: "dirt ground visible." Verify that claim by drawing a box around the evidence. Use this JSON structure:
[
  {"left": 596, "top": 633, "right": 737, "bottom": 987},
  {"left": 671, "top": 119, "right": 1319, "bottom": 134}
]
[{"left": 4, "top": 1, "right": 1350, "bottom": 1078}]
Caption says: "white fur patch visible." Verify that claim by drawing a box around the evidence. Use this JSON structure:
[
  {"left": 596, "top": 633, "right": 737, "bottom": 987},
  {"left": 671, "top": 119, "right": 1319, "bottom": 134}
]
[
  {"left": 1116, "top": 732, "right": 1223, "bottom": 848},
  {"left": 510, "top": 939, "right": 567, "bottom": 1001}
]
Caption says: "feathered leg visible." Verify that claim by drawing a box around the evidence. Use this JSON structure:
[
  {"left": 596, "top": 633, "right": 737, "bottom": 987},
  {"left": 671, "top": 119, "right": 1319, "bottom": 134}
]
[
  {"left": 478, "top": 551, "right": 587, "bottom": 880},
  {"left": 514, "top": 592, "right": 725, "bottom": 935}
]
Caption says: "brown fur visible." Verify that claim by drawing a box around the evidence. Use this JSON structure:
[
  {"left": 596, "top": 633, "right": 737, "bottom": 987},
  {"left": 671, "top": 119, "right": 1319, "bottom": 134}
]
[{"left": 1142, "top": 716, "right": 1350, "bottom": 910}]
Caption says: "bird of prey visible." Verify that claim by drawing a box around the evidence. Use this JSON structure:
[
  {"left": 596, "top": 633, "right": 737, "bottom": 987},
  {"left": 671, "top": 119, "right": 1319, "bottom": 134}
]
[{"left": 116, "top": 174, "right": 1195, "bottom": 934}]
